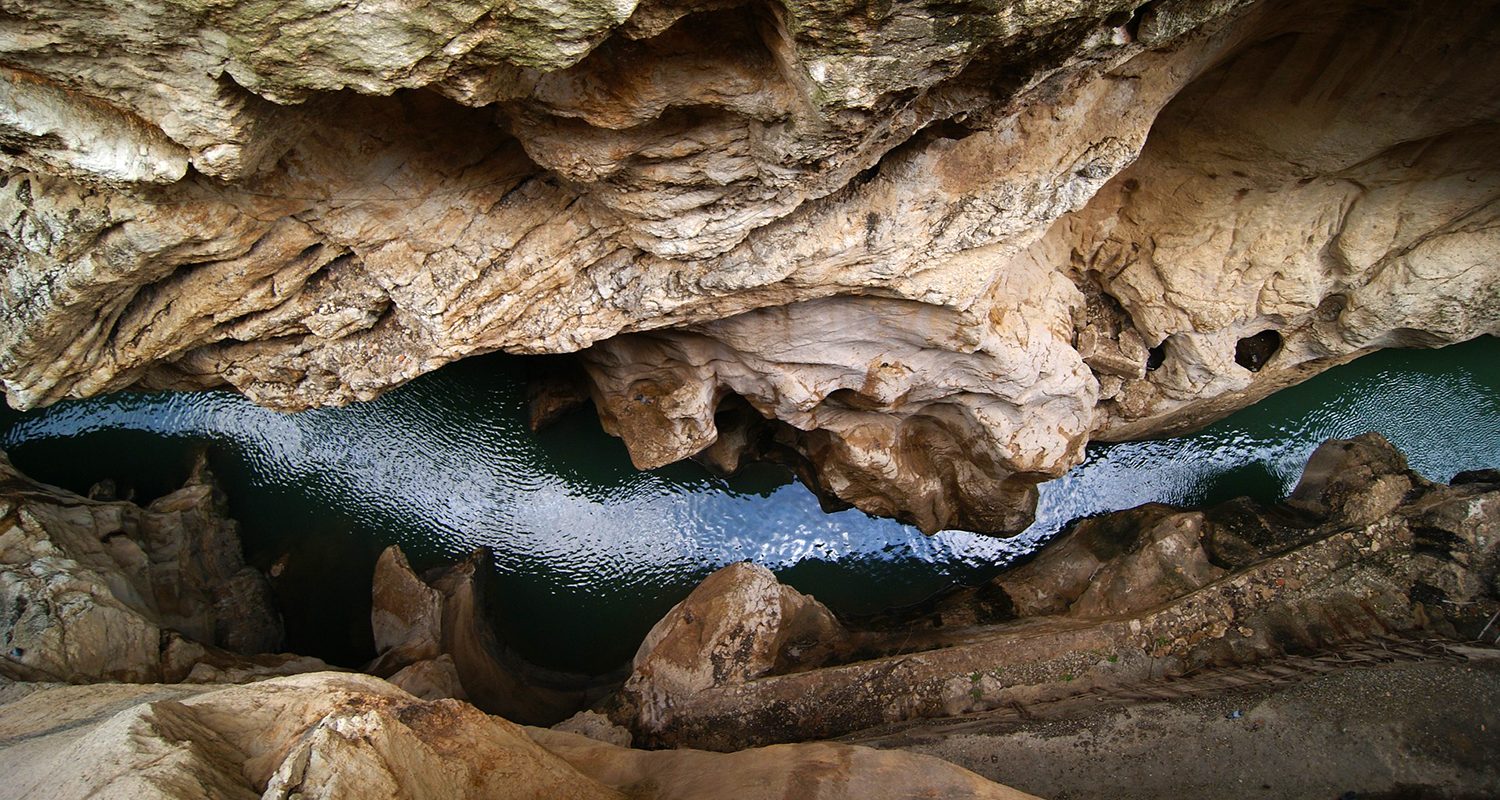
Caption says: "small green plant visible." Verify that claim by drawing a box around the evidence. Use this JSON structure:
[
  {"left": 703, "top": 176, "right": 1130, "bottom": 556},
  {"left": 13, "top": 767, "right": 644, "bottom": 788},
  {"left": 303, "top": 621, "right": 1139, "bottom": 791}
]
[
  {"left": 1107, "top": 654, "right": 1119, "bottom": 663},
  {"left": 969, "top": 671, "right": 982, "bottom": 683},
  {"left": 1060, "top": 673, "right": 1075, "bottom": 682}
]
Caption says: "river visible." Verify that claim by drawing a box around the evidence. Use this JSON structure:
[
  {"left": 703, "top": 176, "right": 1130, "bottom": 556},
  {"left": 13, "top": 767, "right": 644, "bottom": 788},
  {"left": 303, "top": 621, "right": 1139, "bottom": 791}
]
[{"left": 2, "top": 336, "right": 1496, "bottom": 673}]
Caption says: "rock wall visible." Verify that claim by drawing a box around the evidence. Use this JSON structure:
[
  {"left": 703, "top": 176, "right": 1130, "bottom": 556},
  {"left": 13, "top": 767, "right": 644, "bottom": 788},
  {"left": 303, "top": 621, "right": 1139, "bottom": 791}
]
[
  {"left": 0, "top": 449, "right": 304, "bottom": 684},
  {"left": 607, "top": 434, "right": 1500, "bottom": 748},
  {"left": 2, "top": 0, "right": 1498, "bottom": 532}
]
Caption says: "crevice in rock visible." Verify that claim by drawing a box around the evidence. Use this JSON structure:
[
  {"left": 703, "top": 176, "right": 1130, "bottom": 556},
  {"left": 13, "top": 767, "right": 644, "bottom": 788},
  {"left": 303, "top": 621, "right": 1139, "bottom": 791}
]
[{"left": 1145, "top": 342, "right": 1166, "bottom": 372}]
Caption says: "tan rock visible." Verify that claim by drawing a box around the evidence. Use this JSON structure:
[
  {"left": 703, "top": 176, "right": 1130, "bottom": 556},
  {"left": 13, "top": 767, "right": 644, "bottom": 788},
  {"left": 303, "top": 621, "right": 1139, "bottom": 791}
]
[
  {"left": 367, "top": 544, "right": 443, "bottom": 672},
  {"left": 618, "top": 561, "right": 849, "bottom": 734},
  {"left": 0, "top": 672, "right": 1042, "bottom": 800},
  {"left": 0, "top": 449, "right": 288, "bottom": 683},
  {"left": 529, "top": 727, "right": 1042, "bottom": 800},
  {"left": 386, "top": 655, "right": 468, "bottom": 702},
  {"left": 0, "top": 673, "right": 621, "bottom": 800},
  {"left": 552, "top": 709, "right": 633, "bottom": 747},
  {"left": 1, "top": 0, "right": 1497, "bottom": 533},
  {"left": 610, "top": 436, "right": 1500, "bottom": 749}
]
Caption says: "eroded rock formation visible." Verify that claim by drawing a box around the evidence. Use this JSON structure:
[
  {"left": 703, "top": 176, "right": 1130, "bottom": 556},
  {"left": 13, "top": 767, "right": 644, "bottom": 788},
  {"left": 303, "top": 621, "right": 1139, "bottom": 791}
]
[
  {"left": 606, "top": 434, "right": 1500, "bottom": 749},
  {"left": 0, "top": 672, "right": 1040, "bottom": 800},
  {"left": 365, "top": 544, "right": 603, "bottom": 724},
  {"left": 0, "top": 448, "right": 314, "bottom": 684},
  {"left": 2, "top": 0, "right": 1498, "bottom": 531}
]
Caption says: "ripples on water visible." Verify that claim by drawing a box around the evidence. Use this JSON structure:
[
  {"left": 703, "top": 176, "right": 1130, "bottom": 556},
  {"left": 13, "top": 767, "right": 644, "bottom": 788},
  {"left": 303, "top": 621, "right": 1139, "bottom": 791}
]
[{"left": 2, "top": 338, "right": 1497, "bottom": 672}]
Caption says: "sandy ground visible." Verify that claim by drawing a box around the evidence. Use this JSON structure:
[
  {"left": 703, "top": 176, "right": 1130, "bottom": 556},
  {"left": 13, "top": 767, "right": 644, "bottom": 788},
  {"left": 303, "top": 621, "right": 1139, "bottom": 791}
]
[{"left": 853, "top": 651, "right": 1500, "bottom": 799}]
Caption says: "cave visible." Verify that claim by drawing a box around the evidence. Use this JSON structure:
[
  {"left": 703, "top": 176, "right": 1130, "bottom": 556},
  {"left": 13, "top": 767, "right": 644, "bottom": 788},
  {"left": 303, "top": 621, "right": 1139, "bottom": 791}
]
[{"left": 2, "top": 0, "right": 1499, "bottom": 795}]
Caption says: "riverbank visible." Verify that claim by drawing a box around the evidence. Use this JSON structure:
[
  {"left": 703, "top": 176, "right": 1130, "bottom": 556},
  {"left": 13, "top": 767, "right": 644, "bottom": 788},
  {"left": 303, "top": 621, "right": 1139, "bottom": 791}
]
[
  {"left": 856, "top": 654, "right": 1500, "bottom": 799},
  {"left": 2, "top": 337, "right": 1496, "bottom": 674},
  {"left": 2, "top": 433, "right": 1496, "bottom": 797}
]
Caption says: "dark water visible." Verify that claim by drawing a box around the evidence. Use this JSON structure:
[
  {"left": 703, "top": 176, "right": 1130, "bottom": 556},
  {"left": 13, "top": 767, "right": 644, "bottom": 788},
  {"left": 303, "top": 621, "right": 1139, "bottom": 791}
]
[{"left": 1, "top": 337, "right": 1497, "bottom": 673}]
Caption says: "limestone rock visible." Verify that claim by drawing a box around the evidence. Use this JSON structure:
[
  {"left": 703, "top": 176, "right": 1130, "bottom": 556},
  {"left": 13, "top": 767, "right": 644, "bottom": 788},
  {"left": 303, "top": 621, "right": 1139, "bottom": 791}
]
[
  {"left": 0, "top": 673, "right": 621, "bottom": 800},
  {"left": 991, "top": 504, "right": 1229, "bottom": 619},
  {"left": 386, "top": 655, "right": 469, "bottom": 702},
  {"left": 366, "top": 544, "right": 594, "bottom": 724},
  {"left": 0, "top": 671, "right": 1041, "bottom": 800},
  {"left": 2, "top": 0, "right": 1498, "bottom": 533},
  {"left": 552, "top": 709, "right": 633, "bottom": 748},
  {"left": 617, "top": 560, "right": 849, "bottom": 734},
  {"left": 0, "top": 449, "right": 288, "bottom": 683},
  {"left": 367, "top": 544, "right": 443, "bottom": 671},
  {"left": 528, "top": 727, "right": 1042, "bottom": 800},
  {"left": 611, "top": 435, "right": 1500, "bottom": 748}
]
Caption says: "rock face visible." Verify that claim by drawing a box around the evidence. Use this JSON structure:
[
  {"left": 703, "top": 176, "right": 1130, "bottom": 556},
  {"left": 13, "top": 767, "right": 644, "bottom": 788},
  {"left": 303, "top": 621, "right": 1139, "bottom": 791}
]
[
  {"left": 0, "top": 449, "right": 292, "bottom": 683},
  {"left": 0, "top": 672, "right": 1040, "bottom": 800},
  {"left": 616, "top": 560, "right": 850, "bottom": 733},
  {"left": 3, "top": 0, "right": 1499, "bottom": 532},
  {"left": 609, "top": 434, "right": 1500, "bottom": 749},
  {"left": 365, "top": 544, "right": 598, "bottom": 724}
]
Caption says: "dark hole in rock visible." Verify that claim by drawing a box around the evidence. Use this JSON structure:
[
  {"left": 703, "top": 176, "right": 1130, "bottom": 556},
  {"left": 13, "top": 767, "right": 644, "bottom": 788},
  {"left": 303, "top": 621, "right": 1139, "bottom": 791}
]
[
  {"left": 1411, "top": 525, "right": 1462, "bottom": 559},
  {"left": 1409, "top": 580, "right": 1449, "bottom": 608},
  {"left": 1146, "top": 343, "right": 1166, "bottom": 371},
  {"left": 849, "top": 163, "right": 881, "bottom": 190},
  {"left": 924, "top": 118, "right": 975, "bottom": 141},
  {"left": 1234, "top": 330, "right": 1282, "bottom": 372},
  {"left": 1125, "top": 2, "right": 1156, "bottom": 40}
]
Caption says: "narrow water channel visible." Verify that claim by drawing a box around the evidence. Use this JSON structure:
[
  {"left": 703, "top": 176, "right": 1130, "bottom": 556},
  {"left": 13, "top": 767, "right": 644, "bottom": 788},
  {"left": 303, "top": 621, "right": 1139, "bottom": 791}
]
[{"left": 2, "top": 336, "right": 1496, "bottom": 673}]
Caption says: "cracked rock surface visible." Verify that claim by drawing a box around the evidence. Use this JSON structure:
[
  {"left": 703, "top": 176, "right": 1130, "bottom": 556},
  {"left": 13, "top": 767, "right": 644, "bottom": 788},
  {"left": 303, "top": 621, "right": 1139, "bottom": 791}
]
[{"left": 2, "top": 0, "right": 1497, "bottom": 532}]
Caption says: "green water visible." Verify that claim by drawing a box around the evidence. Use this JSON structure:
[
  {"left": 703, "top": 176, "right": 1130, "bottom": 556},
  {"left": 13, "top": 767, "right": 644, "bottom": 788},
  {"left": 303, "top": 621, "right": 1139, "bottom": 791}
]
[{"left": 1, "top": 337, "right": 1496, "bottom": 673}]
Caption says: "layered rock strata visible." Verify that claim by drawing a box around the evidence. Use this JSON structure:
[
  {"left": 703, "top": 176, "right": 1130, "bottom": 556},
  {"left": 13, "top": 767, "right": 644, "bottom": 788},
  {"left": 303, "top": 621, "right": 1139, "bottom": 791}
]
[
  {"left": 0, "top": 672, "right": 1040, "bottom": 800},
  {"left": 606, "top": 434, "right": 1500, "bottom": 749},
  {"left": 3, "top": 0, "right": 1497, "bottom": 532},
  {"left": 0, "top": 449, "right": 313, "bottom": 684}
]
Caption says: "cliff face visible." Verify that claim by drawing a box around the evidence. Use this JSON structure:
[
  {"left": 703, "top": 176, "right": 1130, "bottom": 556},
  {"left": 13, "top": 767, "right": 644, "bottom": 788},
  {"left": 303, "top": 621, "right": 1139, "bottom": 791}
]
[
  {"left": 0, "top": 450, "right": 313, "bottom": 684},
  {"left": 3, "top": 0, "right": 1498, "bottom": 532}
]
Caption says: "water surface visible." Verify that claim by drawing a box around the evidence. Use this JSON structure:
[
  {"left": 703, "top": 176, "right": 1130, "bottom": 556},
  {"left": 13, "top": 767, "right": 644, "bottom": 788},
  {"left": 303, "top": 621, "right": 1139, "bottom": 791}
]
[{"left": 2, "top": 337, "right": 1496, "bottom": 672}]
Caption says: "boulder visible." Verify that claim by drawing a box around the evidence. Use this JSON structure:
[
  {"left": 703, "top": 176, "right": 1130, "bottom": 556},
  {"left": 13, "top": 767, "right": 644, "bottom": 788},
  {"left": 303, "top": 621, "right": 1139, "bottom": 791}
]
[{"left": 617, "top": 561, "right": 850, "bottom": 734}]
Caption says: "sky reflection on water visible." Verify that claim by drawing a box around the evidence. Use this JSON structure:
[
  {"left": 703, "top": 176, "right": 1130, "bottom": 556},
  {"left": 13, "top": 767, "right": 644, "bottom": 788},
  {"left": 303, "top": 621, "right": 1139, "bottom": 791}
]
[{"left": 2, "top": 337, "right": 1495, "bottom": 671}]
